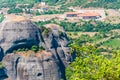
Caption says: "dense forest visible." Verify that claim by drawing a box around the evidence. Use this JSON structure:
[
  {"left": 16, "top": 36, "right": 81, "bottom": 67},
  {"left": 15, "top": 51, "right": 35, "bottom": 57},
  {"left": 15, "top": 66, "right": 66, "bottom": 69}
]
[{"left": 0, "top": 0, "right": 120, "bottom": 9}]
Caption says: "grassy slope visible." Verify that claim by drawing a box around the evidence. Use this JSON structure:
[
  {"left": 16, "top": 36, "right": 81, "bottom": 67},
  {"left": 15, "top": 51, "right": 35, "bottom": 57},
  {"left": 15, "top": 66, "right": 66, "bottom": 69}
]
[{"left": 103, "top": 39, "right": 120, "bottom": 48}]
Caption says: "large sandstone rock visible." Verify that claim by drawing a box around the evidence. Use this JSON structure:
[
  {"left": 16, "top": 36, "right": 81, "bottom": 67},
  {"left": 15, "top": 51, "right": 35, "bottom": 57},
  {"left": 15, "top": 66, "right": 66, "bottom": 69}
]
[
  {"left": 2, "top": 51, "right": 60, "bottom": 80},
  {"left": 1, "top": 18, "right": 73, "bottom": 80},
  {"left": 0, "top": 20, "right": 42, "bottom": 60}
]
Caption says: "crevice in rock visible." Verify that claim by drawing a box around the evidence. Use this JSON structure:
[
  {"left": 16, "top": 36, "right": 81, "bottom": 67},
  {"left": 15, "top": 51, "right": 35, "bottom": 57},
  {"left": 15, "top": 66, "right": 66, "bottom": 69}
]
[
  {"left": 55, "top": 48, "right": 66, "bottom": 80},
  {"left": 15, "top": 57, "right": 20, "bottom": 79}
]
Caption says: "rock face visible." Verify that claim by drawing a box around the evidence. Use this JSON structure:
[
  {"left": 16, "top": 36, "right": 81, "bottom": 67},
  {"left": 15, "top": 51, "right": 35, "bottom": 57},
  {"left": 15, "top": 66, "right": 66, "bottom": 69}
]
[
  {"left": 1, "top": 20, "right": 73, "bottom": 80},
  {"left": 2, "top": 51, "right": 60, "bottom": 80},
  {"left": 0, "top": 20, "right": 42, "bottom": 60}
]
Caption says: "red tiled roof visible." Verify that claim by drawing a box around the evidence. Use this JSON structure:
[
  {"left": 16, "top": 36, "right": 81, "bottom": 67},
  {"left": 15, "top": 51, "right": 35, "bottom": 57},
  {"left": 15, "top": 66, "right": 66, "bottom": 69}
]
[{"left": 78, "top": 12, "right": 100, "bottom": 17}]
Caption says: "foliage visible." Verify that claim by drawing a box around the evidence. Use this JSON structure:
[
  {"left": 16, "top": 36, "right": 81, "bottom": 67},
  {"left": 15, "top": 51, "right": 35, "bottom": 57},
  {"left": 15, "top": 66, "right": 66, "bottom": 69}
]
[
  {"left": 66, "top": 44, "right": 120, "bottom": 80},
  {"left": 69, "top": 44, "right": 99, "bottom": 57},
  {"left": 0, "top": 62, "right": 3, "bottom": 69},
  {"left": 0, "top": 2, "right": 16, "bottom": 8},
  {"left": 31, "top": 45, "right": 39, "bottom": 52},
  {"left": 73, "top": 32, "right": 78, "bottom": 36},
  {"left": 35, "top": 20, "right": 120, "bottom": 32},
  {"left": 0, "top": 14, "right": 4, "bottom": 23},
  {"left": 103, "top": 39, "right": 120, "bottom": 49},
  {"left": 7, "top": 8, "right": 23, "bottom": 14},
  {"left": 0, "top": 0, "right": 120, "bottom": 9},
  {"left": 39, "top": 46, "right": 45, "bottom": 51},
  {"left": 72, "top": 34, "right": 92, "bottom": 45},
  {"left": 42, "top": 10, "right": 64, "bottom": 14},
  {"left": 58, "top": 30, "right": 63, "bottom": 36}
]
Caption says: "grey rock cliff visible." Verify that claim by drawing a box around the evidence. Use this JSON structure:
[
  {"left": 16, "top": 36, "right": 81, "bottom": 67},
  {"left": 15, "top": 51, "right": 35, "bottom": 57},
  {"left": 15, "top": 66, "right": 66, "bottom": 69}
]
[
  {"left": 2, "top": 51, "right": 60, "bottom": 80},
  {"left": 1, "top": 21, "right": 73, "bottom": 80},
  {"left": 0, "top": 20, "right": 42, "bottom": 60}
]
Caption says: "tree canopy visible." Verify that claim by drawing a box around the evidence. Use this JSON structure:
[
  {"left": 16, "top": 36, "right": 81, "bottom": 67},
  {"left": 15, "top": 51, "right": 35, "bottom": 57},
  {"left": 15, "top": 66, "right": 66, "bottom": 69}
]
[{"left": 66, "top": 44, "right": 120, "bottom": 80}]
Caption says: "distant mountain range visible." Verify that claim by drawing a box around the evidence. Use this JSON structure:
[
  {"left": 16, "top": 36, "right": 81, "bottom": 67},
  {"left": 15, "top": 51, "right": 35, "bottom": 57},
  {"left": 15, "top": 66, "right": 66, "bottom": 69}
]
[{"left": 1, "top": 0, "right": 120, "bottom": 9}]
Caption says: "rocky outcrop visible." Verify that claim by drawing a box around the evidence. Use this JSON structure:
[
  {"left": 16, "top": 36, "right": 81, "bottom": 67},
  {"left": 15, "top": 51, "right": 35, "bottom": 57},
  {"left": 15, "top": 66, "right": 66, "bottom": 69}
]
[
  {"left": 2, "top": 51, "right": 60, "bottom": 80},
  {"left": 1, "top": 19, "right": 73, "bottom": 80},
  {"left": 0, "top": 20, "right": 42, "bottom": 60}
]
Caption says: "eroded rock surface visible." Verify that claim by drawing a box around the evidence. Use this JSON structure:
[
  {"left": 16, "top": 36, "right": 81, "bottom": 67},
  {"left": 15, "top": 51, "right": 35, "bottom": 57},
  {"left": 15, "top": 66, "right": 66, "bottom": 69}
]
[
  {"left": 0, "top": 20, "right": 42, "bottom": 59},
  {"left": 1, "top": 19, "right": 73, "bottom": 80},
  {"left": 2, "top": 51, "right": 60, "bottom": 80}
]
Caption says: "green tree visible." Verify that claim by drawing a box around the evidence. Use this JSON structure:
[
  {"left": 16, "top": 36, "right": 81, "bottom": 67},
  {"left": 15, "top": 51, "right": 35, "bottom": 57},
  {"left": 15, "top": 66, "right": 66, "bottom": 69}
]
[
  {"left": 66, "top": 45, "right": 120, "bottom": 80},
  {"left": 0, "top": 14, "right": 4, "bottom": 23}
]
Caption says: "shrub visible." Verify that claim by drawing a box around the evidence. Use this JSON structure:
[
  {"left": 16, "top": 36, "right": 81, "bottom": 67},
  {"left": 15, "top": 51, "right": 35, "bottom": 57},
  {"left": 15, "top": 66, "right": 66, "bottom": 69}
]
[
  {"left": 39, "top": 46, "right": 45, "bottom": 51},
  {"left": 73, "top": 32, "right": 78, "bottom": 36},
  {"left": 0, "top": 62, "right": 3, "bottom": 69},
  {"left": 31, "top": 45, "right": 39, "bottom": 52}
]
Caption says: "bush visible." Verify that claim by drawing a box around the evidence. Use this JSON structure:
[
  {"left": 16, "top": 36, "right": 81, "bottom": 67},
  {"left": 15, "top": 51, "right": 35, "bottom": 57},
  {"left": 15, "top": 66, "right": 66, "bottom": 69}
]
[
  {"left": 0, "top": 62, "right": 3, "bottom": 69},
  {"left": 0, "top": 14, "right": 4, "bottom": 23},
  {"left": 31, "top": 45, "right": 39, "bottom": 52},
  {"left": 7, "top": 8, "right": 23, "bottom": 14},
  {"left": 73, "top": 32, "right": 78, "bottom": 36},
  {"left": 39, "top": 46, "right": 45, "bottom": 51},
  {"left": 66, "top": 45, "right": 120, "bottom": 80}
]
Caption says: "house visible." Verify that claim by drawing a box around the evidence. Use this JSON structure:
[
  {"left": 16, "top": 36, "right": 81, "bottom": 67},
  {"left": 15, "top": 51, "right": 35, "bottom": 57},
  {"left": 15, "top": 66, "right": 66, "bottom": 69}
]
[
  {"left": 41, "top": 2, "right": 46, "bottom": 6},
  {"left": 40, "top": 6, "right": 47, "bottom": 12},
  {"left": 64, "top": 12, "right": 79, "bottom": 17},
  {"left": 64, "top": 11, "right": 101, "bottom": 20},
  {"left": 78, "top": 12, "right": 101, "bottom": 19},
  {"left": 37, "top": 2, "right": 47, "bottom": 12}
]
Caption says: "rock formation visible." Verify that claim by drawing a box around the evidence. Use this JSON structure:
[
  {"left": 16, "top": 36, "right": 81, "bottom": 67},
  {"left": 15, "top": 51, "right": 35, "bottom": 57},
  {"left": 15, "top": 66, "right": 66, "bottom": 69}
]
[
  {"left": 2, "top": 51, "right": 61, "bottom": 80},
  {"left": 0, "top": 18, "right": 73, "bottom": 80},
  {"left": 0, "top": 19, "right": 42, "bottom": 60}
]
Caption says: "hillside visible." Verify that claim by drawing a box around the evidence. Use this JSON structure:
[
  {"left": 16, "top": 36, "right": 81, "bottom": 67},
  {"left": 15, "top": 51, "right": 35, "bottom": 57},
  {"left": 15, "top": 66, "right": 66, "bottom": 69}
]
[
  {"left": 0, "top": 0, "right": 120, "bottom": 9},
  {"left": 56, "top": 0, "right": 120, "bottom": 9}
]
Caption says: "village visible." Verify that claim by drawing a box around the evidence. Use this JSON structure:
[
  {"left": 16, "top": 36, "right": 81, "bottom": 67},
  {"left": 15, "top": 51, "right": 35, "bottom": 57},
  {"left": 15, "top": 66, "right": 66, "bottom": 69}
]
[
  {"left": 0, "top": 2, "right": 115, "bottom": 23},
  {"left": 0, "top": 1, "right": 120, "bottom": 24},
  {"left": 1, "top": 1, "right": 120, "bottom": 80}
]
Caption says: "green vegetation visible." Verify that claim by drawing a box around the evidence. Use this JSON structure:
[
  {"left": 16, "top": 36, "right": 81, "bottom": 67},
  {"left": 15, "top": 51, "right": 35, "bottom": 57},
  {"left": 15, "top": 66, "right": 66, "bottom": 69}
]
[
  {"left": 0, "top": 14, "right": 4, "bottom": 23},
  {"left": 59, "top": 0, "right": 120, "bottom": 9},
  {"left": 0, "top": 2, "right": 16, "bottom": 8},
  {"left": 12, "top": 45, "right": 45, "bottom": 53},
  {"left": 42, "top": 10, "right": 65, "bottom": 14},
  {"left": 0, "top": 0, "right": 120, "bottom": 9},
  {"left": 65, "top": 21, "right": 120, "bottom": 80},
  {"left": 0, "top": 62, "right": 3, "bottom": 69},
  {"left": 0, "top": 0, "right": 39, "bottom": 4},
  {"left": 39, "top": 46, "right": 45, "bottom": 51},
  {"left": 103, "top": 39, "right": 120, "bottom": 48},
  {"left": 31, "top": 45, "right": 39, "bottom": 52},
  {"left": 7, "top": 8, "right": 23, "bottom": 14},
  {"left": 60, "top": 21, "right": 120, "bottom": 32},
  {"left": 35, "top": 20, "right": 120, "bottom": 32},
  {"left": 66, "top": 44, "right": 120, "bottom": 80}
]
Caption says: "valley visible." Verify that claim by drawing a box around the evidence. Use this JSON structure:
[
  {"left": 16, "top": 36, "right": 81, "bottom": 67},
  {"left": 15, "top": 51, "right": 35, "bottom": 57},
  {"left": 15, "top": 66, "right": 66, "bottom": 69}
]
[{"left": 0, "top": 0, "right": 120, "bottom": 80}]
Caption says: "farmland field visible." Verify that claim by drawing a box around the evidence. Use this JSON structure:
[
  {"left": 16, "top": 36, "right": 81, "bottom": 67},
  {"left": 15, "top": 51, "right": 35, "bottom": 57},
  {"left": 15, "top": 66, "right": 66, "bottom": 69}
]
[{"left": 103, "top": 39, "right": 120, "bottom": 48}]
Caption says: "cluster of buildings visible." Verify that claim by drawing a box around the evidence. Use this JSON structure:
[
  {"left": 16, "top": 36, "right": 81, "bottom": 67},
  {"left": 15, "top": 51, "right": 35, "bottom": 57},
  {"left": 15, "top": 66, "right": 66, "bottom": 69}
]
[
  {"left": 64, "top": 11, "right": 101, "bottom": 20},
  {"left": 0, "top": 1, "right": 104, "bottom": 22}
]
